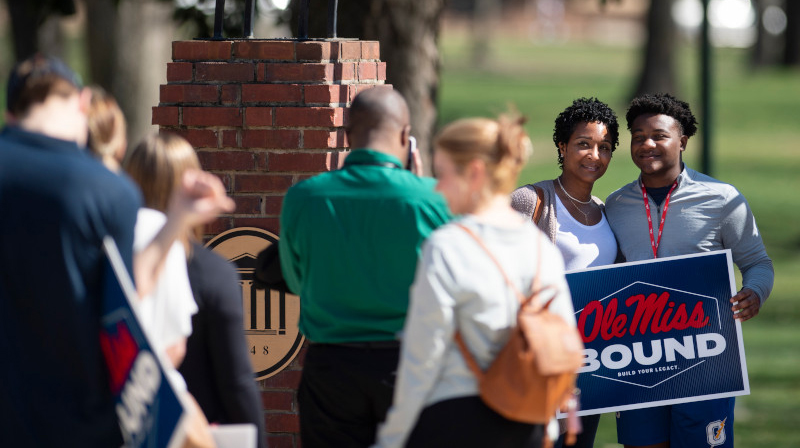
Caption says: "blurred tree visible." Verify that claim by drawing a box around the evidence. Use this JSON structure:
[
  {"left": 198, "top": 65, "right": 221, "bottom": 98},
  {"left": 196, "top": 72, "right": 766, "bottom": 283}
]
[
  {"left": 471, "top": 0, "right": 502, "bottom": 68},
  {"left": 85, "top": 0, "right": 259, "bottom": 144},
  {"left": 4, "top": 0, "right": 76, "bottom": 62},
  {"left": 80, "top": 0, "right": 176, "bottom": 144},
  {"left": 750, "top": 0, "right": 784, "bottom": 68},
  {"left": 633, "top": 0, "right": 678, "bottom": 97},
  {"left": 84, "top": 0, "right": 118, "bottom": 90},
  {"left": 112, "top": 0, "right": 176, "bottom": 144},
  {"left": 4, "top": 0, "right": 176, "bottom": 143},
  {"left": 289, "top": 0, "right": 446, "bottom": 172},
  {"left": 5, "top": 0, "right": 257, "bottom": 144},
  {"left": 783, "top": 1, "right": 800, "bottom": 65}
]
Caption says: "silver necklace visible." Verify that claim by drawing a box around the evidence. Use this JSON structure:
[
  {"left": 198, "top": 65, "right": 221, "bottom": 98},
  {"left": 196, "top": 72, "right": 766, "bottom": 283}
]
[
  {"left": 557, "top": 177, "right": 592, "bottom": 204},
  {"left": 557, "top": 177, "right": 594, "bottom": 224}
]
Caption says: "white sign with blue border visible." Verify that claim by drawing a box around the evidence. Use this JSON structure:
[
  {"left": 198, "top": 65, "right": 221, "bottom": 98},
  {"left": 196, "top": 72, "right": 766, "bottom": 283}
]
[
  {"left": 100, "top": 237, "right": 188, "bottom": 448},
  {"left": 557, "top": 249, "right": 749, "bottom": 417}
]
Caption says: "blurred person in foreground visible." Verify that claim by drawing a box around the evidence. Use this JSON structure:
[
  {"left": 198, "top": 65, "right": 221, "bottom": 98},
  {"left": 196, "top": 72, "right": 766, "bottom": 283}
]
[
  {"left": 90, "top": 89, "right": 210, "bottom": 377},
  {"left": 278, "top": 87, "right": 451, "bottom": 447},
  {"left": 0, "top": 54, "right": 232, "bottom": 447},
  {"left": 124, "top": 133, "right": 266, "bottom": 448},
  {"left": 374, "top": 113, "right": 575, "bottom": 448},
  {"left": 511, "top": 97, "right": 620, "bottom": 448},
  {"left": 87, "top": 85, "right": 127, "bottom": 172},
  {"left": 606, "top": 93, "right": 774, "bottom": 448},
  {"left": 123, "top": 132, "right": 216, "bottom": 448}
]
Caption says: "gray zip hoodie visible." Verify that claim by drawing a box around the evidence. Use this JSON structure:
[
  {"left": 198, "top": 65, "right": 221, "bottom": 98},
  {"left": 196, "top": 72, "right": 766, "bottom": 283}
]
[{"left": 605, "top": 166, "right": 774, "bottom": 305}]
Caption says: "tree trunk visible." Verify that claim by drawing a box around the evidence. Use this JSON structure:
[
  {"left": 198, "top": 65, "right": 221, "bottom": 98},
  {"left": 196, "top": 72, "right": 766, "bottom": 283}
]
[
  {"left": 632, "top": 0, "right": 678, "bottom": 98},
  {"left": 750, "top": 0, "right": 782, "bottom": 68},
  {"left": 362, "top": 0, "right": 445, "bottom": 173},
  {"left": 109, "top": 0, "right": 176, "bottom": 145},
  {"left": 5, "top": 0, "right": 75, "bottom": 62},
  {"left": 84, "top": 0, "right": 118, "bottom": 90},
  {"left": 471, "top": 0, "right": 502, "bottom": 68},
  {"left": 289, "top": 0, "right": 445, "bottom": 173},
  {"left": 5, "top": 0, "right": 40, "bottom": 62},
  {"left": 784, "top": 0, "right": 800, "bottom": 66}
]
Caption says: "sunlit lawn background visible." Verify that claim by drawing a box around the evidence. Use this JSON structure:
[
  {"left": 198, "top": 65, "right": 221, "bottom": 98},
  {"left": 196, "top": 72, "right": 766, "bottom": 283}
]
[{"left": 439, "top": 33, "right": 800, "bottom": 447}]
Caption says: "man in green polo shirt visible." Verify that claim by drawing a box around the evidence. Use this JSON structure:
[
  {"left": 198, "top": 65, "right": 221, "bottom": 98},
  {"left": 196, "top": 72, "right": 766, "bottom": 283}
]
[{"left": 279, "top": 88, "right": 451, "bottom": 447}]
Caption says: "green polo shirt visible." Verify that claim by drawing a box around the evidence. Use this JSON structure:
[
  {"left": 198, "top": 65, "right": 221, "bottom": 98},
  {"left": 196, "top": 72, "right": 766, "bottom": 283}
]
[{"left": 279, "top": 149, "right": 451, "bottom": 343}]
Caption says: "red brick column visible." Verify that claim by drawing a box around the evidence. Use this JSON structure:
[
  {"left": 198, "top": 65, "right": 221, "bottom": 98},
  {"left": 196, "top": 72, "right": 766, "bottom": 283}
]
[
  {"left": 153, "top": 39, "right": 389, "bottom": 447},
  {"left": 153, "top": 39, "right": 388, "bottom": 236}
]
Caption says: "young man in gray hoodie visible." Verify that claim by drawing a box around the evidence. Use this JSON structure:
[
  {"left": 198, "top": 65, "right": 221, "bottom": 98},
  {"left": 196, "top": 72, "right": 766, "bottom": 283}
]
[{"left": 605, "top": 93, "right": 773, "bottom": 448}]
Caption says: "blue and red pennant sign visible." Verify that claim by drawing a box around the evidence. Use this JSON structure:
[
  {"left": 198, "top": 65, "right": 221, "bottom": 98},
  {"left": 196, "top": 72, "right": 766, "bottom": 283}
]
[
  {"left": 100, "top": 237, "right": 188, "bottom": 448},
  {"left": 559, "top": 250, "right": 749, "bottom": 416}
]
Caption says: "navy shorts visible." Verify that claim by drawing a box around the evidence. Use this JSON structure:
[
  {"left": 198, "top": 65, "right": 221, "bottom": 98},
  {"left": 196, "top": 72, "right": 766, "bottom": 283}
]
[{"left": 616, "top": 397, "right": 735, "bottom": 447}]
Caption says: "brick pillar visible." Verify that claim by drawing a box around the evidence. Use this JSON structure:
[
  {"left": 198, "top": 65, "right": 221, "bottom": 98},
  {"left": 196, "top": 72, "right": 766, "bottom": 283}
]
[
  {"left": 153, "top": 39, "right": 389, "bottom": 447},
  {"left": 153, "top": 38, "right": 389, "bottom": 236}
]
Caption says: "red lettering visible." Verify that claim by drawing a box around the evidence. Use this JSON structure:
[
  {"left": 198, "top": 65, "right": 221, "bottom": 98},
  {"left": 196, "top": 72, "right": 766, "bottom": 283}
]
[
  {"left": 672, "top": 303, "right": 688, "bottom": 328},
  {"left": 657, "top": 302, "right": 676, "bottom": 332},
  {"left": 688, "top": 301, "right": 710, "bottom": 327},
  {"left": 579, "top": 300, "right": 603, "bottom": 343},
  {"left": 600, "top": 298, "right": 627, "bottom": 340},
  {"left": 578, "top": 290, "right": 711, "bottom": 343},
  {"left": 626, "top": 293, "right": 669, "bottom": 335},
  {"left": 601, "top": 299, "right": 615, "bottom": 340},
  {"left": 612, "top": 310, "right": 627, "bottom": 339}
]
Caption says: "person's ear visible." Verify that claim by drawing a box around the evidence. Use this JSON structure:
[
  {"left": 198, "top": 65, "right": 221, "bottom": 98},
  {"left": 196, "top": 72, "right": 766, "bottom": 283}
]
[
  {"left": 680, "top": 135, "right": 688, "bottom": 152},
  {"left": 400, "top": 124, "right": 411, "bottom": 148},
  {"left": 4, "top": 111, "right": 16, "bottom": 125},
  {"left": 467, "top": 158, "right": 485, "bottom": 187},
  {"left": 78, "top": 87, "right": 92, "bottom": 115},
  {"left": 558, "top": 141, "right": 567, "bottom": 157}
]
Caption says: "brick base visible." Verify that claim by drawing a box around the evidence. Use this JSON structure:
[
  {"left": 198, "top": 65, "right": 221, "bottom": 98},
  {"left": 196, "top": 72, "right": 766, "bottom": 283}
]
[{"left": 154, "top": 38, "right": 391, "bottom": 447}]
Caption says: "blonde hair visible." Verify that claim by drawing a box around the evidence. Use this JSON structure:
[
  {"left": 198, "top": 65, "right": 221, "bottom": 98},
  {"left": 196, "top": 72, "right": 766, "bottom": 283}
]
[
  {"left": 87, "top": 86, "right": 127, "bottom": 169},
  {"left": 124, "top": 133, "right": 202, "bottom": 211},
  {"left": 124, "top": 133, "right": 203, "bottom": 246},
  {"left": 434, "top": 112, "right": 533, "bottom": 195}
]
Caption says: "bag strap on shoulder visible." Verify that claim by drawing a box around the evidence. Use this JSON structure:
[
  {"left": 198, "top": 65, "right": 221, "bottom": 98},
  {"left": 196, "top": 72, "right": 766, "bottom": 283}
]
[
  {"left": 452, "top": 223, "right": 548, "bottom": 377},
  {"left": 532, "top": 185, "right": 545, "bottom": 225},
  {"left": 456, "top": 224, "right": 527, "bottom": 302},
  {"left": 454, "top": 223, "right": 544, "bottom": 308}
]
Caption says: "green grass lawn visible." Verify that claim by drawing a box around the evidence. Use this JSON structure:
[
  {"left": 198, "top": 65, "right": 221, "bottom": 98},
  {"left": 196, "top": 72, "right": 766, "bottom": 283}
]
[{"left": 439, "top": 34, "right": 800, "bottom": 447}]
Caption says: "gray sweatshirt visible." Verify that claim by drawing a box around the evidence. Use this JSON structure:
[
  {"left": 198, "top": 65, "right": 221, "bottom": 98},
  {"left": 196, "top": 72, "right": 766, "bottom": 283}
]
[
  {"left": 374, "top": 215, "right": 574, "bottom": 448},
  {"left": 605, "top": 167, "right": 774, "bottom": 305}
]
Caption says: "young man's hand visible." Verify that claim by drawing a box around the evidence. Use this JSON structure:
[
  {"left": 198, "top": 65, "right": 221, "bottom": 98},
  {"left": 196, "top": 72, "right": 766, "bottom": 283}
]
[{"left": 730, "top": 288, "right": 760, "bottom": 322}]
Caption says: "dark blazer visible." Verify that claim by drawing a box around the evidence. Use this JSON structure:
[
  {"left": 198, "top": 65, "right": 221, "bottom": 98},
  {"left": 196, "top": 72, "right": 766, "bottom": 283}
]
[{"left": 179, "top": 243, "right": 266, "bottom": 448}]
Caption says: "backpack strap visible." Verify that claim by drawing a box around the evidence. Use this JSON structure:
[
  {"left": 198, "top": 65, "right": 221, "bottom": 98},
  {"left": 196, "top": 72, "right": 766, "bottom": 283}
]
[
  {"left": 532, "top": 185, "right": 545, "bottom": 225},
  {"left": 454, "top": 332, "right": 485, "bottom": 380},
  {"left": 455, "top": 223, "right": 527, "bottom": 302},
  {"left": 452, "top": 223, "right": 546, "bottom": 377},
  {"left": 455, "top": 223, "right": 549, "bottom": 309}
]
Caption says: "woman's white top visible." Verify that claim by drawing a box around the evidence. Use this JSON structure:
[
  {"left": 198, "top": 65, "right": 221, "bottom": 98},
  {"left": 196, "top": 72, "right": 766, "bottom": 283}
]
[
  {"left": 554, "top": 196, "right": 617, "bottom": 271},
  {"left": 132, "top": 208, "right": 197, "bottom": 356},
  {"left": 374, "top": 215, "right": 576, "bottom": 448}
]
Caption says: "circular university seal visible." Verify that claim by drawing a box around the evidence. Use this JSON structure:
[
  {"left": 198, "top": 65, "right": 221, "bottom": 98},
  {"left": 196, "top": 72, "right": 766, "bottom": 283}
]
[{"left": 206, "top": 227, "right": 304, "bottom": 380}]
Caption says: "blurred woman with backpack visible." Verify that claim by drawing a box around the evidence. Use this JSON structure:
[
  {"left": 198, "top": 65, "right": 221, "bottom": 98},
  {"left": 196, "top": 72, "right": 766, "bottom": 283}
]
[{"left": 374, "top": 112, "right": 576, "bottom": 448}]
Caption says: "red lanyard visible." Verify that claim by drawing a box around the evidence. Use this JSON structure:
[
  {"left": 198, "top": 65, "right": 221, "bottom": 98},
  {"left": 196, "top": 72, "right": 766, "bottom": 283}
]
[{"left": 641, "top": 180, "right": 678, "bottom": 259}]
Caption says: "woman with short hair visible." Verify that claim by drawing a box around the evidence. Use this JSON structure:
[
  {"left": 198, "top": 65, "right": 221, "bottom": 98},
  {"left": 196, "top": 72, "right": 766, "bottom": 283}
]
[{"left": 511, "top": 97, "right": 621, "bottom": 448}]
